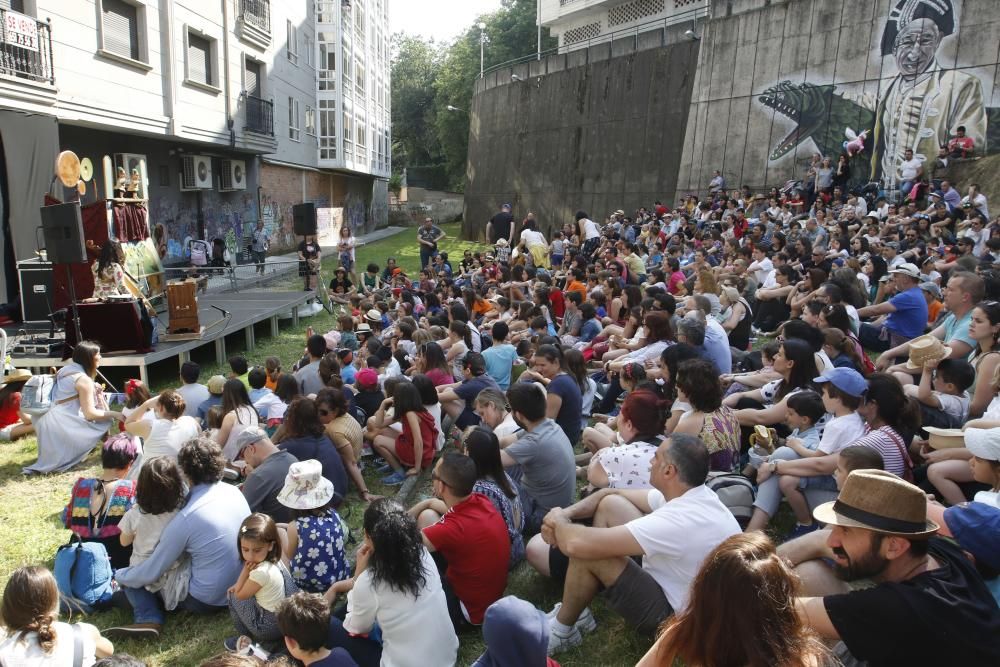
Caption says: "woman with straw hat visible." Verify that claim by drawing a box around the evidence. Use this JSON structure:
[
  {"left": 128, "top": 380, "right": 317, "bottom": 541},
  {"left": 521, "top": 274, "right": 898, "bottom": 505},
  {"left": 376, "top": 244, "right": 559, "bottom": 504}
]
[{"left": 0, "top": 368, "right": 34, "bottom": 442}]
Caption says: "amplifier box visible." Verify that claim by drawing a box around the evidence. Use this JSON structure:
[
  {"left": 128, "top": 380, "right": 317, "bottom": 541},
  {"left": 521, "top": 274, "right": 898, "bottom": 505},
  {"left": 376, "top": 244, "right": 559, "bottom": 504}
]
[{"left": 17, "top": 258, "right": 54, "bottom": 325}]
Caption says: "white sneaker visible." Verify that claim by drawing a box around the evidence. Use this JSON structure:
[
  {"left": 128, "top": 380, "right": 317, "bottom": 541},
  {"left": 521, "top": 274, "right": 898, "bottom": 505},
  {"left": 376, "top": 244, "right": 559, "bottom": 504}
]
[
  {"left": 547, "top": 623, "right": 582, "bottom": 655},
  {"left": 546, "top": 603, "right": 597, "bottom": 634}
]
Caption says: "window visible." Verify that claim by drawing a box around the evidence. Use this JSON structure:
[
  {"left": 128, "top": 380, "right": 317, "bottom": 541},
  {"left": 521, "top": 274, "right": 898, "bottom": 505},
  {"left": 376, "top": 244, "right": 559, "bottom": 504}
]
[
  {"left": 319, "top": 98, "right": 336, "bottom": 160},
  {"left": 305, "top": 105, "right": 315, "bottom": 135},
  {"left": 318, "top": 32, "right": 336, "bottom": 90},
  {"left": 186, "top": 32, "right": 213, "bottom": 87},
  {"left": 343, "top": 109, "right": 353, "bottom": 159},
  {"left": 288, "top": 96, "right": 300, "bottom": 141},
  {"left": 355, "top": 60, "right": 365, "bottom": 96},
  {"left": 315, "top": 1, "right": 336, "bottom": 24},
  {"left": 286, "top": 19, "right": 298, "bottom": 63},
  {"left": 100, "top": 0, "right": 143, "bottom": 63},
  {"left": 244, "top": 59, "right": 262, "bottom": 96},
  {"left": 305, "top": 35, "right": 312, "bottom": 67}
]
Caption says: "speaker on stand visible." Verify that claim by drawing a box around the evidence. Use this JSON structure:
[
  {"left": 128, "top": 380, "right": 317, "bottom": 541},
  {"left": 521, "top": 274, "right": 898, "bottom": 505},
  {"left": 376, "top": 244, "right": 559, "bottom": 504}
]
[
  {"left": 39, "top": 202, "right": 86, "bottom": 345},
  {"left": 292, "top": 203, "right": 317, "bottom": 237}
]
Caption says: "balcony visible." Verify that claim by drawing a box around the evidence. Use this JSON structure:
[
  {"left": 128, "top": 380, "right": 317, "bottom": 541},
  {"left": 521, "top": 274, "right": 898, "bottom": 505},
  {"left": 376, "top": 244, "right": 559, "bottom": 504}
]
[
  {"left": 0, "top": 10, "right": 54, "bottom": 85},
  {"left": 237, "top": 0, "right": 271, "bottom": 49},
  {"left": 244, "top": 94, "right": 273, "bottom": 136}
]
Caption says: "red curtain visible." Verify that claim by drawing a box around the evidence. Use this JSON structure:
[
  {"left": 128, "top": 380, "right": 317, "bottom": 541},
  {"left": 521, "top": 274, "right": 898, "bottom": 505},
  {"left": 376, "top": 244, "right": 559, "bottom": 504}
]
[{"left": 113, "top": 201, "right": 149, "bottom": 242}]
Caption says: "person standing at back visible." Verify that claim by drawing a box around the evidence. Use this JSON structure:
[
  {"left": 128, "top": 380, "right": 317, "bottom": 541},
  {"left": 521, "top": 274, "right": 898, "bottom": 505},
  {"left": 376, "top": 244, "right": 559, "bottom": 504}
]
[
  {"left": 417, "top": 217, "right": 446, "bottom": 270},
  {"left": 487, "top": 203, "right": 515, "bottom": 246}
]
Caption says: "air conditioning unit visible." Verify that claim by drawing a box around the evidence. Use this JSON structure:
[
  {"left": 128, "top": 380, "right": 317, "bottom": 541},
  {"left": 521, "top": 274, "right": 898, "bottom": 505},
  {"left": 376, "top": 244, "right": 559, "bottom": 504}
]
[
  {"left": 180, "top": 155, "right": 213, "bottom": 190},
  {"left": 114, "top": 153, "right": 147, "bottom": 177},
  {"left": 219, "top": 159, "right": 247, "bottom": 191}
]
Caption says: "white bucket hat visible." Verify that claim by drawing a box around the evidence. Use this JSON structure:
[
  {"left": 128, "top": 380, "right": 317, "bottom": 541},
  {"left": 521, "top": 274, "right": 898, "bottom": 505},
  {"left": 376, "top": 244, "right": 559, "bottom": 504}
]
[{"left": 277, "top": 459, "right": 335, "bottom": 510}]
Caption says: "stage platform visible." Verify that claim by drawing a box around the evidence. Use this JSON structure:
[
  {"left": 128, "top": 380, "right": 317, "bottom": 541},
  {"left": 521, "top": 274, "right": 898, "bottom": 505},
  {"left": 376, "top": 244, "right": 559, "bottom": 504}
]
[{"left": 9, "top": 291, "right": 314, "bottom": 384}]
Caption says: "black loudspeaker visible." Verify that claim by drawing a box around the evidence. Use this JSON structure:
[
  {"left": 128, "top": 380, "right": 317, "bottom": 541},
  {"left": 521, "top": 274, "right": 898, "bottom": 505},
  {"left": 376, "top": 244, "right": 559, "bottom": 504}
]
[
  {"left": 40, "top": 203, "right": 86, "bottom": 264},
  {"left": 292, "top": 203, "right": 317, "bottom": 236}
]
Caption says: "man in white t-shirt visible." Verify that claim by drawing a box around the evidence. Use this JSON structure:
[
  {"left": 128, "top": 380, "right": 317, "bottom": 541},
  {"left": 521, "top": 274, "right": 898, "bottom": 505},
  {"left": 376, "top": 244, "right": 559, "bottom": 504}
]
[
  {"left": 898, "top": 148, "right": 923, "bottom": 194},
  {"left": 747, "top": 246, "right": 775, "bottom": 288},
  {"left": 527, "top": 434, "right": 741, "bottom": 653}
]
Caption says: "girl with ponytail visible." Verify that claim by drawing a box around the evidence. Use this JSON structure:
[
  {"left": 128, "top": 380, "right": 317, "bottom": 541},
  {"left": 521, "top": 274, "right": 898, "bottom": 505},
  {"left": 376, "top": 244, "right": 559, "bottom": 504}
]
[{"left": 0, "top": 565, "right": 114, "bottom": 662}]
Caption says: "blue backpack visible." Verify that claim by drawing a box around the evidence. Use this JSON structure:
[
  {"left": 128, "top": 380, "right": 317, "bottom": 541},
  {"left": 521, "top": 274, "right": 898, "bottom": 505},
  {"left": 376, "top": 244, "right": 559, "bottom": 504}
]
[{"left": 54, "top": 534, "right": 114, "bottom": 614}]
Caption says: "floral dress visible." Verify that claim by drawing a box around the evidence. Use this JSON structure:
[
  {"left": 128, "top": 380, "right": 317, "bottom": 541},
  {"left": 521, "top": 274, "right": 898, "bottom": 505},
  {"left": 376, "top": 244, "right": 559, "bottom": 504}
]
[
  {"left": 290, "top": 509, "right": 350, "bottom": 594},
  {"left": 595, "top": 438, "right": 660, "bottom": 489}
]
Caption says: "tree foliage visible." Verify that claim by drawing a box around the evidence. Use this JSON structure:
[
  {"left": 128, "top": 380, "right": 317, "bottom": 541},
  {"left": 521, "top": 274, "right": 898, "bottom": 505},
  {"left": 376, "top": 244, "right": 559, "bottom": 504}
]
[{"left": 390, "top": 0, "right": 556, "bottom": 192}]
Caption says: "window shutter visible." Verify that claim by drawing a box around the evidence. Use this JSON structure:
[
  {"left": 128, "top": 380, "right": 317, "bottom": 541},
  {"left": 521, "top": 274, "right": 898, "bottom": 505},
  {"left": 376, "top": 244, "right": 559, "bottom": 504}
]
[
  {"left": 102, "top": 0, "right": 139, "bottom": 61},
  {"left": 245, "top": 61, "right": 260, "bottom": 96},
  {"left": 187, "top": 33, "right": 211, "bottom": 85}
]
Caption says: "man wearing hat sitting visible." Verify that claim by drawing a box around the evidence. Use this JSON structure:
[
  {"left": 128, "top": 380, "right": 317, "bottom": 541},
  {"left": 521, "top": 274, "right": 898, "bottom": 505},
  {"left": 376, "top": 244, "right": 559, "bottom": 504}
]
[
  {"left": 235, "top": 427, "right": 298, "bottom": 523},
  {"left": 874, "top": 270, "right": 981, "bottom": 376},
  {"left": 779, "top": 469, "right": 1000, "bottom": 666},
  {"left": 327, "top": 267, "right": 354, "bottom": 305},
  {"left": 0, "top": 368, "right": 34, "bottom": 442},
  {"left": 197, "top": 374, "right": 227, "bottom": 427},
  {"left": 856, "top": 262, "right": 928, "bottom": 353}
]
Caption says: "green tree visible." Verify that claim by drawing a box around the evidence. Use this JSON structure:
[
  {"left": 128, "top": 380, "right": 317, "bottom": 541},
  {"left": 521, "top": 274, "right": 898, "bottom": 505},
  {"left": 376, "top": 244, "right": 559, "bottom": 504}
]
[{"left": 390, "top": 34, "right": 444, "bottom": 173}]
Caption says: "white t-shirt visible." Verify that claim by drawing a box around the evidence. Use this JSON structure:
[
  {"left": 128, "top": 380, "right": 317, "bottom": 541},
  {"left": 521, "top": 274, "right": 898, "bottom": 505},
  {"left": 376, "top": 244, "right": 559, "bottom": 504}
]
[
  {"left": 344, "top": 548, "right": 459, "bottom": 667},
  {"left": 582, "top": 219, "right": 601, "bottom": 240},
  {"left": 249, "top": 561, "right": 286, "bottom": 612},
  {"left": 120, "top": 506, "right": 179, "bottom": 564},
  {"left": 253, "top": 391, "right": 286, "bottom": 421},
  {"left": 817, "top": 412, "right": 867, "bottom": 455},
  {"left": 935, "top": 391, "right": 970, "bottom": 422},
  {"left": 900, "top": 157, "right": 922, "bottom": 181},
  {"left": 0, "top": 622, "right": 97, "bottom": 667},
  {"left": 749, "top": 258, "right": 775, "bottom": 287},
  {"left": 143, "top": 416, "right": 201, "bottom": 462},
  {"left": 493, "top": 412, "right": 521, "bottom": 440},
  {"left": 626, "top": 485, "right": 741, "bottom": 612},
  {"left": 520, "top": 229, "right": 546, "bottom": 247},
  {"left": 974, "top": 490, "right": 999, "bottom": 507}
]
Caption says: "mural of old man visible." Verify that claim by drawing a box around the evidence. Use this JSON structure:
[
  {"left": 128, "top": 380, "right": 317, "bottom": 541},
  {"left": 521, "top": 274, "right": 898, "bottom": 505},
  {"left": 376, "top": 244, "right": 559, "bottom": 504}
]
[{"left": 872, "top": 0, "right": 986, "bottom": 190}]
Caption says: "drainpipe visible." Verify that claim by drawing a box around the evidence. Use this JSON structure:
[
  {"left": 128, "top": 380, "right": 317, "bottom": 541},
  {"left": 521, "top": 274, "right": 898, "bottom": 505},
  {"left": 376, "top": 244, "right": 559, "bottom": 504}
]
[
  {"left": 222, "top": 0, "right": 234, "bottom": 148},
  {"left": 163, "top": 0, "right": 177, "bottom": 135}
]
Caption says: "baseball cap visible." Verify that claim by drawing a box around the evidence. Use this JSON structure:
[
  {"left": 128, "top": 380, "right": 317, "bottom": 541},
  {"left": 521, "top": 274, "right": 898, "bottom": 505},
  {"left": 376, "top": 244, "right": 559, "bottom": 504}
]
[
  {"left": 206, "top": 375, "right": 226, "bottom": 395},
  {"left": 928, "top": 191, "right": 943, "bottom": 199},
  {"left": 814, "top": 367, "right": 868, "bottom": 398},
  {"left": 233, "top": 426, "right": 268, "bottom": 456},
  {"left": 943, "top": 502, "right": 1000, "bottom": 571},
  {"left": 918, "top": 282, "right": 942, "bottom": 299},
  {"left": 889, "top": 262, "right": 921, "bottom": 279},
  {"left": 964, "top": 427, "right": 1000, "bottom": 462},
  {"left": 884, "top": 241, "right": 900, "bottom": 250},
  {"left": 356, "top": 368, "right": 379, "bottom": 389},
  {"left": 865, "top": 211, "right": 880, "bottom": 220}
]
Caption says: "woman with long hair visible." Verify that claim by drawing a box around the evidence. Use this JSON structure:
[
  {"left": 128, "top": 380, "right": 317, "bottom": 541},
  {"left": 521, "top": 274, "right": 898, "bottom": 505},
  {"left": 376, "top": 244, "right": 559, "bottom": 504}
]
[
  {"left": 463, "top": 427, "right": 524, "bottom": 565},
  {"left": 637, "top": 533, "right": 828, "bottom": 667},
  {"left": 215, "top": 378, "right": 260, "bottom": 461},
  {"left": 672, "top": 359, "right": 741, "bottom": 472},
  {"left": 277, "top": 397, "right": 348, "bottom": 502},
  {"left": 92, "top": 240, "right": 128, "bottom": 299},
  {"left": 25, "top": 341, "right": 124, "bottom": 474},
  {"left": 719, "top": 285, "right": 753, "bottom": 351},
  {"left": 588, "top": 389, "right": 666, "bottom": 490},
  {"left": 563, "top": 348, "right": 597, "bottom": 431},
  {"left": 724, "top": 337, "right": 819, "bottom": 427},
  {"left": 410, "top": 341, "right": 455, "bottom": 386},
  {"left": 965, "top": 301, "right": 1000, "bottom": 419},
  {"left": 326, "top": 498, "right": 459, "bottom": 667},
  {"left": 597, "top": 311, "right": 675, "bottom": 415},
  {"left": 316, "top": 388, "right": 373, "bottom": 503},
  {"left": 519, "top": 344, "right": 584, "bottom": 446},
  {"left": 444, "top": 321, "right": 472, "bottom": 380}
]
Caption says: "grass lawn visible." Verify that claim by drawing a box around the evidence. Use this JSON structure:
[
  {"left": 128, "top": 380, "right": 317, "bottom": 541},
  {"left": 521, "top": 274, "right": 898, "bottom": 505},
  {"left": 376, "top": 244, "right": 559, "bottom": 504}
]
[{"left": 0, "top": 222, "right": 650, "bottom": 666}]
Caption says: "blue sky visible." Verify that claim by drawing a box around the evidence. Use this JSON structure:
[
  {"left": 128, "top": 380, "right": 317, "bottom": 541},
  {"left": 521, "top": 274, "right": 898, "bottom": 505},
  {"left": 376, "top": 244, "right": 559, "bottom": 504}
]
[{"left": 390, "top": 0, "right": 504, "bottom": 41}]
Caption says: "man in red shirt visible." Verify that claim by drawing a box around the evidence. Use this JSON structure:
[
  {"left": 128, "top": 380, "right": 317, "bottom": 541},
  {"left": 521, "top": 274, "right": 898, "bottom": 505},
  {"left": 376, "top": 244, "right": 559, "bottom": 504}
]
[
  {"left": 411, "top": 452, "right": 510, "bottom": 630},
  {"left": 947, "top": 125, "right": 975, "bottom": 159}
]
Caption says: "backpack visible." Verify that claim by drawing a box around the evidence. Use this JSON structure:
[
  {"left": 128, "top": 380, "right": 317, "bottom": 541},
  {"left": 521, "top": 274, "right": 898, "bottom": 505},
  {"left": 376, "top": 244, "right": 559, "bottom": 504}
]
[
  {"left": 53, "top": 533, "right": 114, "bottom": 614},
  {"left": 706, "top": 472, "right": 756, "bottom": 529},
  {"left": 190, "top": 239, "right": 210, "bottom": 267},
  {"left": 20, "top": 374, "right": 57, "bottom": 418}
]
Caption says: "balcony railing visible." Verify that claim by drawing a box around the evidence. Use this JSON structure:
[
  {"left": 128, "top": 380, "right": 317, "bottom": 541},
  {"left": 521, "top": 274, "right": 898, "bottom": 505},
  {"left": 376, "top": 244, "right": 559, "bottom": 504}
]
[
  {"left": 244, "top": 94, "right": 274, "bottom": 136},
  {"left": 0, "top": 10, "right": 54, "bottom": 85},
  {"left": 240, "top": 0, "right": 270, "bottom": 34}
]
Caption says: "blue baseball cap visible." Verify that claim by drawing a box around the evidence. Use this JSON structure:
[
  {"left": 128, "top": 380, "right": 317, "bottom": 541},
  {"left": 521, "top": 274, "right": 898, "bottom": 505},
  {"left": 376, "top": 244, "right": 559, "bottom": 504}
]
[
  {"left": 814, "top": 367, "right": 868, "bottom": 398},
  {"left": 943, "top": 502, "right": 1000, "bottom": 571}
]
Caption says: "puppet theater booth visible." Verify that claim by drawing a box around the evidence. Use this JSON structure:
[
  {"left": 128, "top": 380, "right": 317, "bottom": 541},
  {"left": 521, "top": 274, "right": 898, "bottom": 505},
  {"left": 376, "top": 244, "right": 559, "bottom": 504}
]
[{"left": 4, "top": 141, "right": 314, "bottom": 384}]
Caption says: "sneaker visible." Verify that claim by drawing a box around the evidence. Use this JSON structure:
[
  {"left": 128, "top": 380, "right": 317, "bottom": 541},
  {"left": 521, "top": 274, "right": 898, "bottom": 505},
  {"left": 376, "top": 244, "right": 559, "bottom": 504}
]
[
  {"left": 375, "top": 462, "right": 393, "bottom": 474},
  {"left": 103, "top": 623, "right": 161, "bottom": 639},
  {"left": 547, "top": 623, "right": 582, "bottom": 655},
  {"left": 546, "top": 603, "right": 597, "bottom": 634},
  {"left": 380, "top": 470, "right": 408, "bottom": 485},
  {"left": 785, "top": 522, "right": 820, "bottom": 541}
]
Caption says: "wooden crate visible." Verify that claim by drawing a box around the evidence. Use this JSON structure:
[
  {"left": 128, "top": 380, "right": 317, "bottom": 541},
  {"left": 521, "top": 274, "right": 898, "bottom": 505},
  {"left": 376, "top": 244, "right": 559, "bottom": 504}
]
[{"left": 167, "top": 279, "right": 200, "bottom": 334}]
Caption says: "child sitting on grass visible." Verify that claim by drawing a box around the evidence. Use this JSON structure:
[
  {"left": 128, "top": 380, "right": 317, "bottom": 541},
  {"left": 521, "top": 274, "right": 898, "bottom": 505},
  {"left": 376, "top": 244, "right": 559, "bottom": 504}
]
[
  {"left": 277, "top": 593, "right": 357, "bottom": 666},
  {"left": 909, "top": 356, "right": 976, "bottom": 428},
  {"left": 119, "top": 457, "right": 190, "bottom": 610},
  {"left": 278, "top": 459, "right": 350, "bottom": 595},
  {"left": 264, "top": 356, "right": 281, "bottom": 391},
  {"left": 833, "top": 445, "right": 885, "bottom": 488}
]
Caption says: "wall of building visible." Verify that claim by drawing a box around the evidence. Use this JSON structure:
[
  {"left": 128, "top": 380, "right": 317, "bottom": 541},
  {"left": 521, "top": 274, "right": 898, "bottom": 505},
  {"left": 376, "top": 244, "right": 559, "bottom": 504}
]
[
  {"left": 463, "top": 30, "right": 699, "bottom": 239},
  {"left": 674, "top": 0, "right": 1000, "bottom": 201}
]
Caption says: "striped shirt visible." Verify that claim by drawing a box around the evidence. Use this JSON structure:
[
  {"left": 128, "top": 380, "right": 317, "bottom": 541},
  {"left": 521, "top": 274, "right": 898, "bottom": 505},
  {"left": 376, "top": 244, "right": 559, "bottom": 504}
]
[{"left": 851, "top": 425, "right": 911, "bottom": 478}]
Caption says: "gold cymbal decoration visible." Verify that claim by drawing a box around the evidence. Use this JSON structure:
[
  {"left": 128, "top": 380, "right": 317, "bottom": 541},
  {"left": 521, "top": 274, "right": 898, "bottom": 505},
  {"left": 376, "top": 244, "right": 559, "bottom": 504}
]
[
  {"left": 56, "top": 150, "right": 81, "bottom": 188},
  {"left": 79, "top": 157, "right": 94, "bottom": 182},
  {"left": 77, "top": 180, "right": 86, "bottom": 195}
]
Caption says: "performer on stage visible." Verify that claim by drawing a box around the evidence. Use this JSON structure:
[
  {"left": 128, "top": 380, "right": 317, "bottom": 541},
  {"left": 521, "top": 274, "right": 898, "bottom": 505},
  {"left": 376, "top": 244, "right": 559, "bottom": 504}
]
[
  {"left": 298, "top": 234, "right": 321, "bottom": 292},
  {"left": 91, "top": 241, "right": 128, "bottom": 300}
]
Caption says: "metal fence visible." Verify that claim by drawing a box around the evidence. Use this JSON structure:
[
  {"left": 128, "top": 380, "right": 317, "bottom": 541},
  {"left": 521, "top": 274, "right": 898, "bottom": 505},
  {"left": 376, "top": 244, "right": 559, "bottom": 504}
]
[
  {"left": 240, "top": 0, "right": 271, "bottom": 34},
  {"left": 161, "top": 258, "right": 304, "bottom": 297},
  {"left": 245, "top": 94, "right": 274, "bottom": 136}
]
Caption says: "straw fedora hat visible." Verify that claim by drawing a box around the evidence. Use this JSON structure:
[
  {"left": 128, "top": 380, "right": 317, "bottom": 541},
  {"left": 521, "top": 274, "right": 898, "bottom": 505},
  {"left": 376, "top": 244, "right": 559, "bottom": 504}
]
[
  {"left": 277, "top": 459, "right": 335, "bottom": 510},
  {"left": 905, "top": 334, "right": 951, "bottom": 370},
  {"left": 813, "top": 469, "right": 939, "bottom": 537},
  {"left": 365, "top": 308, "right": 382, "bottom": 323},
  {"left": 355, "top": 322, "right": 372, "bottom": 334},
  {"left": 923, "top": 426, "right": 965, "bottom": 450},
  {"left": 1, "top": 368, "right": 31, "bottom": 385}
]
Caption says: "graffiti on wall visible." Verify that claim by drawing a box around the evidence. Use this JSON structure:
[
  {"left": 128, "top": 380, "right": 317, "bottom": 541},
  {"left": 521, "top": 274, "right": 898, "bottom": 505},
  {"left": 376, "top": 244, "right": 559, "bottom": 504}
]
[
  {"left": 370, "top": 180, "right": 389, "bottom": 231},
  {"left": 757, "top": 0, "right": 999, "bottom": 192},
  {"left": 344, "top": 190, "right": 367, "bottom": 231}
]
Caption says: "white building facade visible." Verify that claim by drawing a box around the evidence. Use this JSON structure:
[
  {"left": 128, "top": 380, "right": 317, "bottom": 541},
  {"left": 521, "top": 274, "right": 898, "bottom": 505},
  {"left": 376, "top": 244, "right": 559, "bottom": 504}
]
[
  {"left": 539, "top": 0, "right": 710, "bottom": 52},
  {"left": 0, "top": 0, "right": 389, "bottom": 302}
]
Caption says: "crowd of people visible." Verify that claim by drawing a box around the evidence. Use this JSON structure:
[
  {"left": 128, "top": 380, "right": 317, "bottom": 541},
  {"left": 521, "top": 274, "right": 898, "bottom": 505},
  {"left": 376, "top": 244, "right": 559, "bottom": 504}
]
[{"left": 3, "top": 174, "right": 1000, "bottom": 666}]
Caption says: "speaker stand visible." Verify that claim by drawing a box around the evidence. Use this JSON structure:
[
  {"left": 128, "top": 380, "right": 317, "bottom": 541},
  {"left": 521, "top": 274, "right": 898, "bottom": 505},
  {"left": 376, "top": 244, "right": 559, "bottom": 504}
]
[{"left": 64, "top": 264, "right": 83, "bottom": 349}]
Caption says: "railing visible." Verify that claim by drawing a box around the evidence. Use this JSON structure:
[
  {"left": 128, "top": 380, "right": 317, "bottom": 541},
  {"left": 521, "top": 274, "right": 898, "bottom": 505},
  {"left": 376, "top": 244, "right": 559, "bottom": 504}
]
[
  {"left": 0, "top": 10, "right": 54, "bottom": 85},
  {"left": 240, "top": 0, "right": 271, "bottom": 34},
  {"left": 244, "top": 94, "right": 274, "bottom": 136},
  {"left": 482, "top": 5, "right": 709, "bottom": 78}
]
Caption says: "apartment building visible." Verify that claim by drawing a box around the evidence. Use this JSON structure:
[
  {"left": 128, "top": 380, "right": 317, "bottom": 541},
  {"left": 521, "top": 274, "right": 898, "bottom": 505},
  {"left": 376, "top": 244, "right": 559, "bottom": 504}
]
[
  {"left": 0, "top": 0, "right": 389, "bottom": 302},
  {"left": 539, "top": 0, "right": 710, "bottom": 52}
]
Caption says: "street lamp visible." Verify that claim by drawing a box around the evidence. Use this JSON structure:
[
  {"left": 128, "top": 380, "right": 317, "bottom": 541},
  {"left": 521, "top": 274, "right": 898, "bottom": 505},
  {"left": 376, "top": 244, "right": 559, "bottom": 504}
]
[
  {"left": 511, "top": 74, "right": 522, "bottom": 82},
  {"left": 478, "top": 22, "right": 487, "bottom": 78}
]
